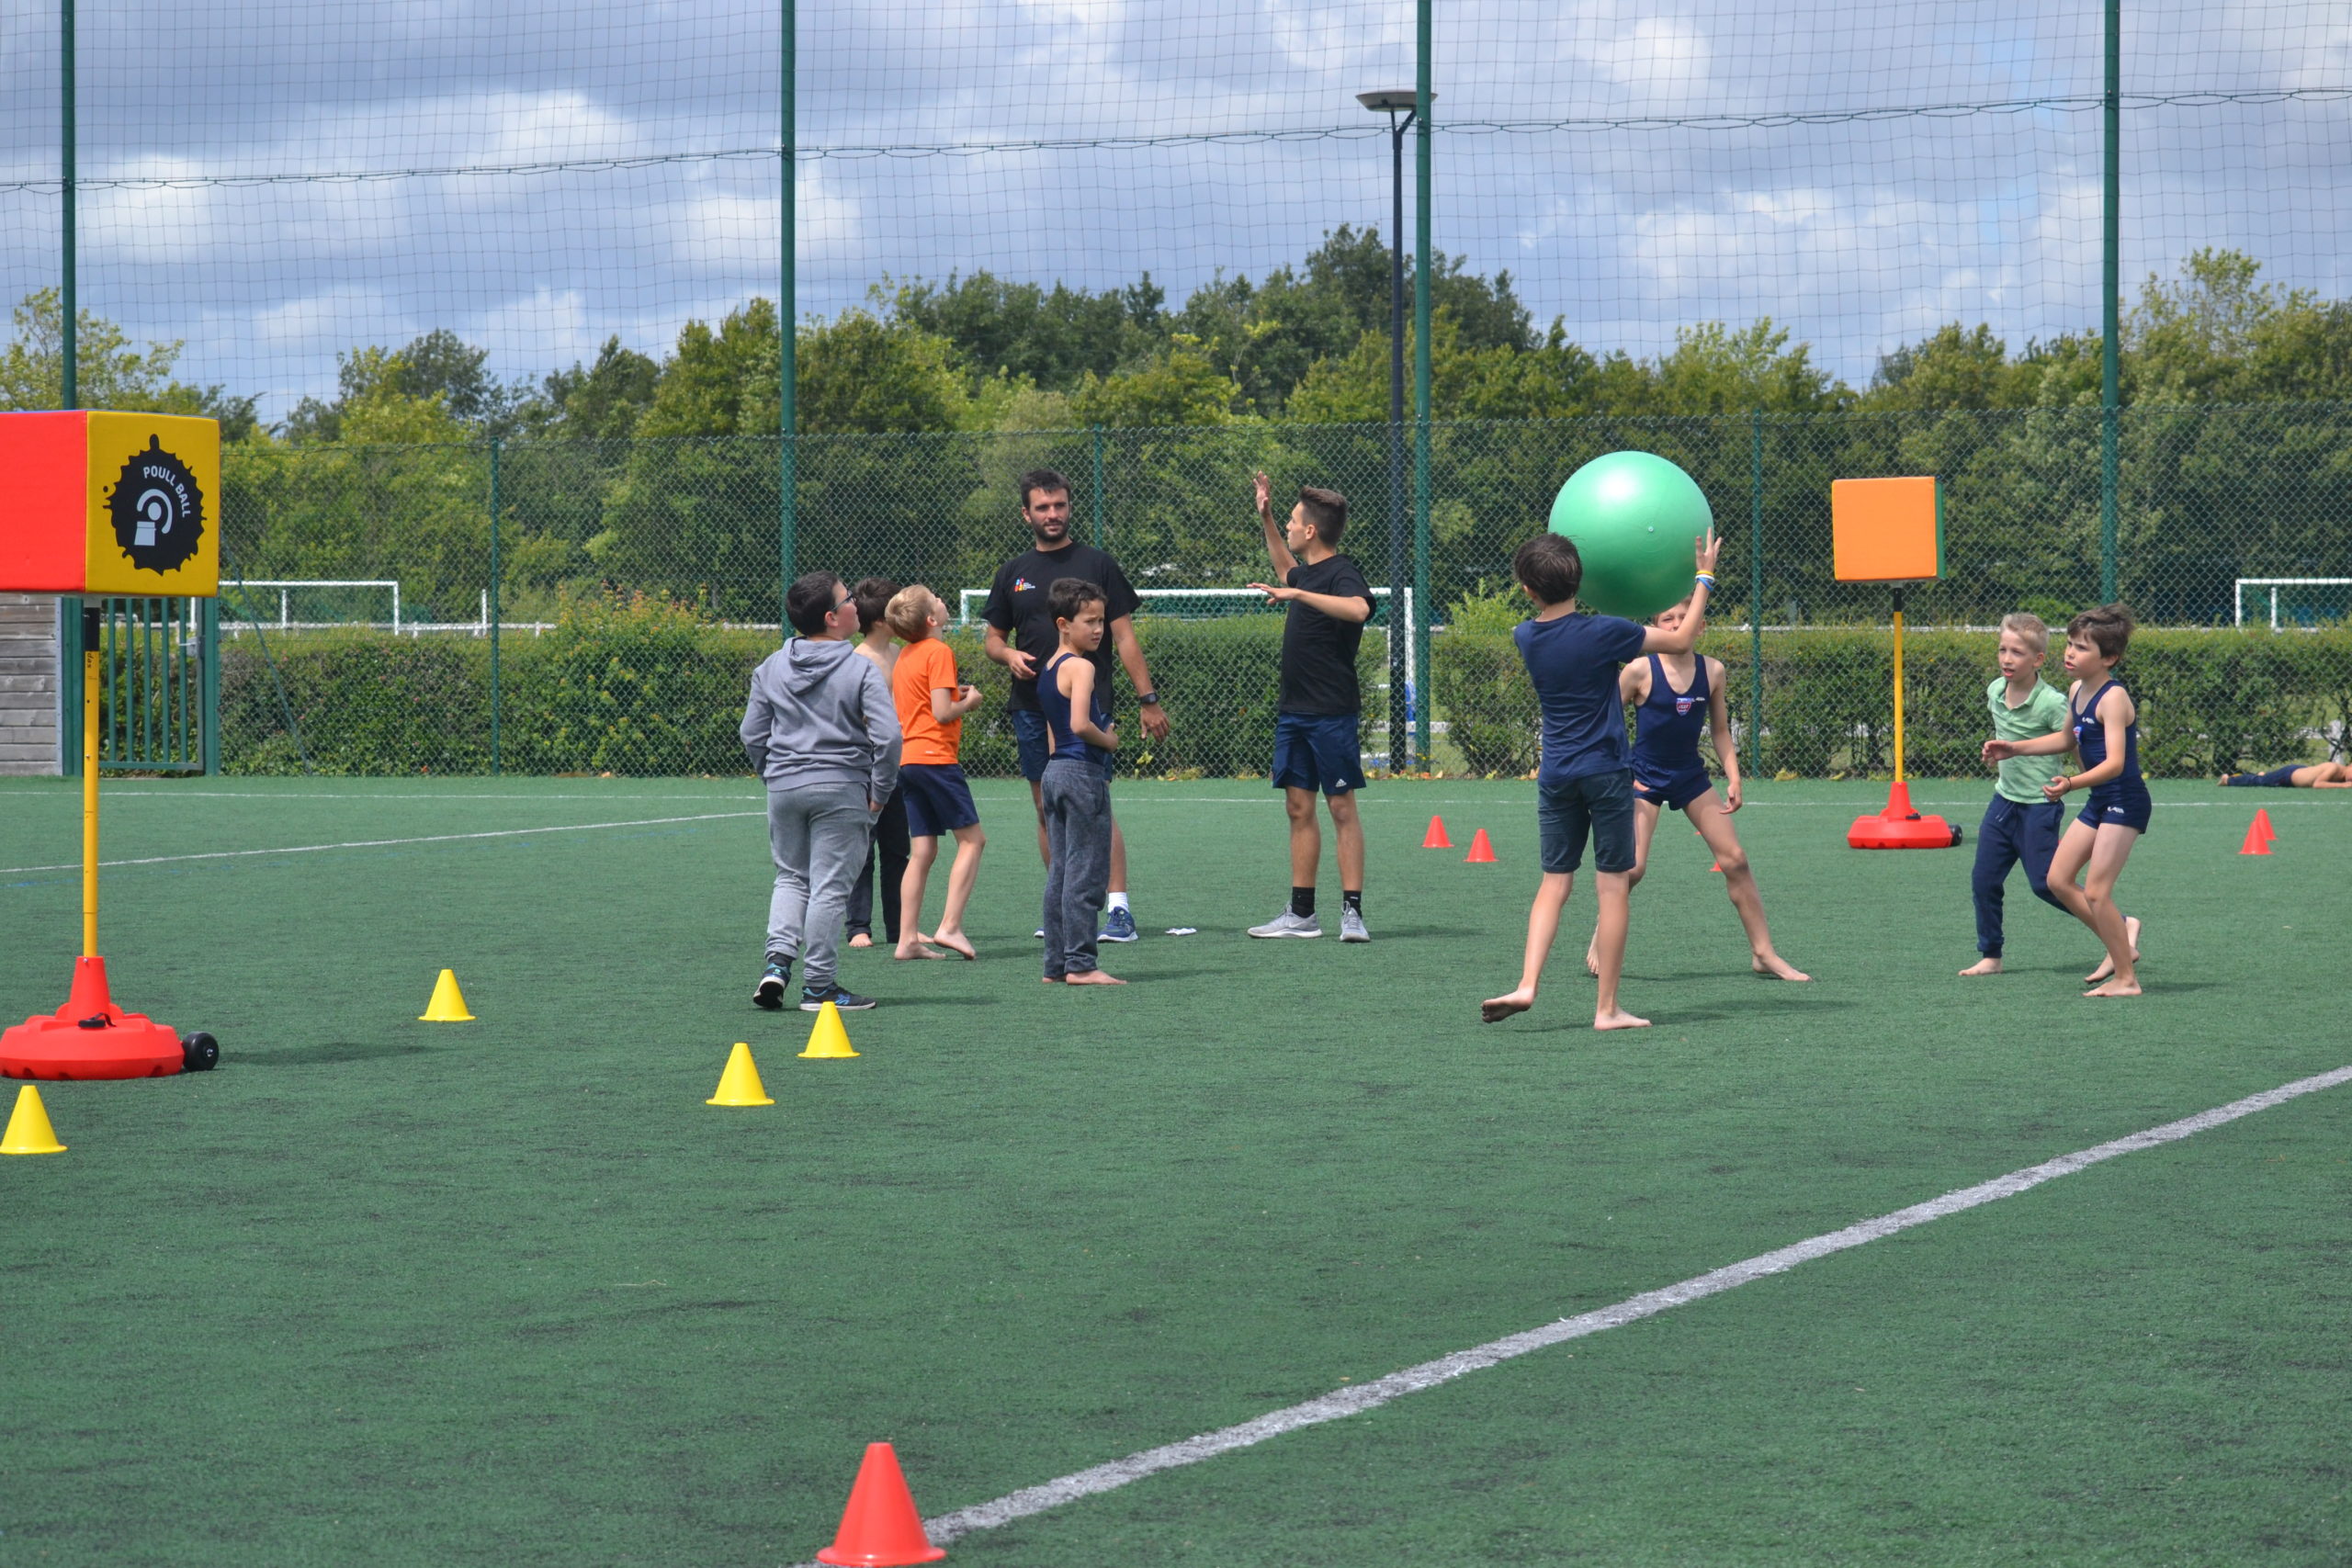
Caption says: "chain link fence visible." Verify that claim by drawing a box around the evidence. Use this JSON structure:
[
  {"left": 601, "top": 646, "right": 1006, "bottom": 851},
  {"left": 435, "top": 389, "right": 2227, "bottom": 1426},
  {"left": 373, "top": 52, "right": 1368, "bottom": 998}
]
[{"left": 209, "top": 404, "right": 2352, "bottom": 779}]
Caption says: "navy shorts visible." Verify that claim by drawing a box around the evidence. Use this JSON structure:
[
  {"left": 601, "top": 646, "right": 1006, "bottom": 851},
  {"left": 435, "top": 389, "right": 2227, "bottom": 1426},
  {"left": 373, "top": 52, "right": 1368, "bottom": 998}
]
[
  {"left": 1537, "top": 768, "right": 1637, "bottom": 874},
  {"left": 900, "top": 762, "right": 980, "bottom": 839},
  {"left": 1271, "top": 712, "right": 1365, "bottom": 796},
  {"left": 2078, "top": 784, "right": 2153, "bottom": 834},
  {"left": 1013, "top": 708, "right": 1114, "bottom": 784},
  {"left": 1634, "top": 765, "right": 1715, "bottom": 812}
]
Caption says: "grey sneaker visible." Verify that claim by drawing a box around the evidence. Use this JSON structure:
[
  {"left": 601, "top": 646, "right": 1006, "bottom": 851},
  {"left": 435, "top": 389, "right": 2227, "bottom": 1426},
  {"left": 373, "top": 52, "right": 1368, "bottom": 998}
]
[
  {"left": 1339, "top": 908, "right": 1371, "bottom": 943},
  {"left": 1248, "top": 908, "right": 1322, "bottom": 939}
]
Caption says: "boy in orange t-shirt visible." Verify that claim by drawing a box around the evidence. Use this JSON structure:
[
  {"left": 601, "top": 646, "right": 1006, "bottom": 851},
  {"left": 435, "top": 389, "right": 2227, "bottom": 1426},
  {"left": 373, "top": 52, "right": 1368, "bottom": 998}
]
[{"left": 887, "top": 587, "right": 988, "bottom": 960}]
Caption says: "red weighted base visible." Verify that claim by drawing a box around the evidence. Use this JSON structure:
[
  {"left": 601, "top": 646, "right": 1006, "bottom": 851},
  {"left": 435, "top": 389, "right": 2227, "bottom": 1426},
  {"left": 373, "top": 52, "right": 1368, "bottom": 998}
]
[
  {"left": 1849, "top": 781, "right": 1963, "bottom": 851},
  {"left": 1, "top": 956, "right": 187, "bottom": 1079}
]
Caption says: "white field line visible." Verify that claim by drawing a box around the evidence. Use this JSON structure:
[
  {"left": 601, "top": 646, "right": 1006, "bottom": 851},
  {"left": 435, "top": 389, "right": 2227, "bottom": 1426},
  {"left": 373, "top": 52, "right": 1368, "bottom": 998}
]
[
  {"left": 784, "top": 1064, "right": 2352, "bottom": 1558},
  {"left": 0, "top": 811, "right": 763, "bottom": 875}
]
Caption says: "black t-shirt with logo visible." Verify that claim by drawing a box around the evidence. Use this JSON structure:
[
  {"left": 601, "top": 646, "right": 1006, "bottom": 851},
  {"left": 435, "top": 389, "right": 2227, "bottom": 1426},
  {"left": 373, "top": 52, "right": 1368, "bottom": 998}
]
[
  {"left": 1280, "top": 553, "right": 1374, "bottom": 716},
  {"left": 981, "top": 543, "right": 1143, "bottom": 714}
]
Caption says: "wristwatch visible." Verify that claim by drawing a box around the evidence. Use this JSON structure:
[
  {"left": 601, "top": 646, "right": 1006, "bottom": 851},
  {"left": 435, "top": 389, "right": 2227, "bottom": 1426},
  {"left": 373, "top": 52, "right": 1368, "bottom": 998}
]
[{"left": 1136, "top": 692, "right": 1161, "bottom": 706}]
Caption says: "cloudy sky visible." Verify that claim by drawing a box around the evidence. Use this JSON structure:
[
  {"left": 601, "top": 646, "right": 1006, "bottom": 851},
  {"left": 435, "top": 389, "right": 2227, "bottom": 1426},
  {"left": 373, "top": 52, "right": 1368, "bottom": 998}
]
[{"left": 2, "top": 0, "right": 2346, "bottom": 423}]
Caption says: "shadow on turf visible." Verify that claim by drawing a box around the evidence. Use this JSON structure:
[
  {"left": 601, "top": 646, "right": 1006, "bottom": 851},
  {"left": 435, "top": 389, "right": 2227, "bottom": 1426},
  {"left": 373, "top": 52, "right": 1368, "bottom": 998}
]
[{"left": 235, "top": 1041, "right": 447, "bottom": 1067}]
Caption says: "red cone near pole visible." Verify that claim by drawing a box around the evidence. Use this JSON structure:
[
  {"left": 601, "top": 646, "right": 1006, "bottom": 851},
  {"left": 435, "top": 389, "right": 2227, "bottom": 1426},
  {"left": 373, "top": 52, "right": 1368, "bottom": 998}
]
[
  {"left": 2253, "top": 807, "right": 2277, "bottom": 844},
  {"left": 2239, "top": 819, "right": 2271, "bottom": 856},
  {"left": 816, "top": 1442, "right": 946, "bottom": 1566},
  {"left": 1464, "top": 829, "right": 1497, "bottom": 863},
  {"left": 1421, "top": 815, "right": 1453, "bottom": 849}
]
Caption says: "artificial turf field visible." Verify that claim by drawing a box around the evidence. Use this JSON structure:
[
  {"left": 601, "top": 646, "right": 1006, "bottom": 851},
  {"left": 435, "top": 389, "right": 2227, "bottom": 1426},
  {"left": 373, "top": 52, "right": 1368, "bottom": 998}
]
[{"left": 2, "top": 775, "right": 2346, "bottom": 1566}]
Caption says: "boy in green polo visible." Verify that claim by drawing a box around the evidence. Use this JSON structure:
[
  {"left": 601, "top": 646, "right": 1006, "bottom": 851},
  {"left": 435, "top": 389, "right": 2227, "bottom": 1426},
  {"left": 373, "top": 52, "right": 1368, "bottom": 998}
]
[{"left": 1960, "top": 613, "right": 2074, "bottom": 976}]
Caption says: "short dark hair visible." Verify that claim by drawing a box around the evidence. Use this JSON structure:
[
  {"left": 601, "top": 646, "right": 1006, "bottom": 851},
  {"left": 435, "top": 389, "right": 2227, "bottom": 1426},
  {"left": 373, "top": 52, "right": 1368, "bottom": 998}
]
[
  {"left": 1512, "top": 534, "right": 1583, "bottom": 607},
  {"left": 1018, "top": 468, "right": 1072, "bottom": 509},
  {"left": 1298, "top": 486, "right": 1348, "bottom": 547},
  {"left": 2067, "top": 603, "right": 2136, "bottom": 661},
  {"left": 1049, "top": 577, "right": 1106, "bottom": 625},
  {"left": 852, "top": 576, "right": 899, "bottom": 634},
  {"left": 786, "top": 571, "right": 845, "bottom": 636}
]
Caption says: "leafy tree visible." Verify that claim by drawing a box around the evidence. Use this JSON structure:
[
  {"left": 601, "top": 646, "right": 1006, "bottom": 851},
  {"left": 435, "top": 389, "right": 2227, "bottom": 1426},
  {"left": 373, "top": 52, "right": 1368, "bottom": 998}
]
[
  {"left": 519, "top": 337, "right": 662, "bottom": 441},
  {"left": 285, "top": 328, "right": 517, "bottom": 442},
  {"left": 0, "top": 288, "right": 256, "bottom": 436},
  {"left": 888, "top": 273, "right": 1165, "bottom": 392},
  {"left": 1071, "top": 335, "right": 1240, "bottom": 426}
]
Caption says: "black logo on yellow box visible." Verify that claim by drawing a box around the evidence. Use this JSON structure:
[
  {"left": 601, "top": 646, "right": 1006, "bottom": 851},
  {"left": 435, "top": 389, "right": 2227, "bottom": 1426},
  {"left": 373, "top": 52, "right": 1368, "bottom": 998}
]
[{"left": 106, "top": 434, "right": 207, "bottom": 574}]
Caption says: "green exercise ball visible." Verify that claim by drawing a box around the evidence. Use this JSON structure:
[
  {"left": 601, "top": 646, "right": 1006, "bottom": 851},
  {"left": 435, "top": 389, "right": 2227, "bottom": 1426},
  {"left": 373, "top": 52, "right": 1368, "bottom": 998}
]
[{"left": 1547, "top": 451, "right": 1713, "bottom": 619}]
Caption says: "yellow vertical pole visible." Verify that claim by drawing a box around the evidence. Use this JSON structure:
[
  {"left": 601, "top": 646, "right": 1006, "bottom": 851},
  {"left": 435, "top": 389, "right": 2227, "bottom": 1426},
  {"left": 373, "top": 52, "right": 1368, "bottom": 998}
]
[
  {"left": 82, "top": 637, "right": 99, "bottom": 958},
  {"left": 1890, "top": 598, "right": 1906, "bottom": 784}
]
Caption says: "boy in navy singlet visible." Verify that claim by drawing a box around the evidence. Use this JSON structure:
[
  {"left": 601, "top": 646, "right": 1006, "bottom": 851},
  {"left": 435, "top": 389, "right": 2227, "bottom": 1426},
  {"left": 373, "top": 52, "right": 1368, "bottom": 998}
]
[
  {"left": 1982, "top": 604, "right": 2148, "bottom": 998},
  {"left": 1481, "top": 526, "right": 1722, "bottom": 1031},
  {"left": 1589, "top": 594, "right": 1808, "bottom": 981},
  {"left": 1037, "top": 579, "right": 1125, "bottom": 986}
]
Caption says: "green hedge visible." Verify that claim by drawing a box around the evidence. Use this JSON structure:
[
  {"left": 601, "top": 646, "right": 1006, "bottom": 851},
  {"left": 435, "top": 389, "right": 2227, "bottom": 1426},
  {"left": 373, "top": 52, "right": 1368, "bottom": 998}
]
[
  {"left": 1430, "top": 625, "right": 2352, "bottom": 780},
  {"left": 220, "top": 597, "right": 1386, "bottom": 778}
]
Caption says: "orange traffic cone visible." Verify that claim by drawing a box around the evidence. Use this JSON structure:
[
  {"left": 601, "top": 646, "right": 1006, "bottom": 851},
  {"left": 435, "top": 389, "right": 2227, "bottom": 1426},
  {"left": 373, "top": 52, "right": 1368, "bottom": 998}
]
[
  {"left": 1464, "top": 829, "right": 1497, "bottom": 863},
  {"left": 1421, "top": 815, "right": 1453, "bottom": 849},
  {"left": 2239, "top": 818, "right": 2271, "bottom": 856},
  {"left": 1709, "top": 861, "right": 1723, "bottom": 873},
  {"left": 817, "top": 1442, "right": 945, "bottom": 1565},
  {"left": 2253, "top": 807, "right": 2277, "bottom": 844}
]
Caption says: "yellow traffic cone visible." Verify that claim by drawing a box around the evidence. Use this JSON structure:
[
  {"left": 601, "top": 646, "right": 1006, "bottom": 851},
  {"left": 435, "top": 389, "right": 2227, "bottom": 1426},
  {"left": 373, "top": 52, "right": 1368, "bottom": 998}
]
[
  {"left": 418, "top": 969, "right": 475, "bottom": 1021},
  {"left": 1, "top": 1084, "right": 66, "bottom": 1156},
  {"left": 707, "top": 1043, "right": 775, "bottom": 1106},
  {"left": 798, "top": 1000, "right": 859, "bottom": 1059}
]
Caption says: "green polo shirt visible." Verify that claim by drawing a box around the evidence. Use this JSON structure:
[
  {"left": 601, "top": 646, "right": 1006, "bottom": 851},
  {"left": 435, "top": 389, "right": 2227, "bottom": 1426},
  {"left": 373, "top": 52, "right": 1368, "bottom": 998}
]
[{"left": 1989, "top": 677, "right": 2070, "bottom": 804}]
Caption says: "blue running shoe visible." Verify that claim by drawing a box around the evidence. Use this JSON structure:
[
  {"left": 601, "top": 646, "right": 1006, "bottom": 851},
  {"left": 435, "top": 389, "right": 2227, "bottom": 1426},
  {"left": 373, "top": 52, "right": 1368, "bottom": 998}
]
[
  {"left": 752, "top": 955, "right": 791, "bottom": 1010},
  {"left": 1101, "top": 906, "right": 1139, "bottom": 943},
  {"left": 799, "top": 985, "right": 877, "bottom": 1012}
]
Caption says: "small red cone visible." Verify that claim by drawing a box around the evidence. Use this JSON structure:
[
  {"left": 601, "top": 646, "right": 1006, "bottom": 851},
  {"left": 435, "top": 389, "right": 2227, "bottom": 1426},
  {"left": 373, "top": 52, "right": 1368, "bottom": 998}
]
[
  {"left": 817, "top": 1442, "right": 945, "bottom": 1566},
  {"left": 1710, "top": 861, "right": 1723, "bottom": 873},
  {"left": 2239, "top": 819, "right": 2271, "bottom": 856},
  {"left": 2253, "top": 807, "right": 2277, "bottom": 844},
  {"left": 1464, "top": 829, "right": 1497, "bottom": 863},
  {"left": 1421, "top": 815, "right": 1453, "bottom": 849}
]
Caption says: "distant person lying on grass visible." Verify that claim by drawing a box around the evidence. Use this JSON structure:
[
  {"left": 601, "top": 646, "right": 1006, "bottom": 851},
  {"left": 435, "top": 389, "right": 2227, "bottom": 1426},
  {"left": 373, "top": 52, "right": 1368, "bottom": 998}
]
[{"left": 2219, "top": 761, "right": 2352, "bottom": 787}]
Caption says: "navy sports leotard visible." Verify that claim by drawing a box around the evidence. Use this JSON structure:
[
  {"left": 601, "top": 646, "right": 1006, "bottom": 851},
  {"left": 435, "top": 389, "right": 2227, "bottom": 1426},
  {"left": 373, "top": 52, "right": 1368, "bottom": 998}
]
[
  {"left": 2071, "top": 678, "right": 2152, "bottom": 833},
  {"left": 1630, "top": 654, "right": 1716, "bottom": 812},
  {"left": 1039, "top": 650, "right": 1112, "bottom": 767}
]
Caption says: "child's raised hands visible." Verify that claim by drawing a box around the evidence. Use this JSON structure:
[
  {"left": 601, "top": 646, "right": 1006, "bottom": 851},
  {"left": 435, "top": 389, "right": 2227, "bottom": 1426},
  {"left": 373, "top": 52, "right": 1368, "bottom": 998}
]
[{"left": 1693, "top": 528, "right": 1723, "bottom": 578}]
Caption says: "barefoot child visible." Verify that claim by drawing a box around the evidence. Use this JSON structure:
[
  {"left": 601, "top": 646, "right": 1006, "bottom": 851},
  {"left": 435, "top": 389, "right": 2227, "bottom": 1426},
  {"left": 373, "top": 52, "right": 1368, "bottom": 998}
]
[
  {"left": 844, "top": 577, "right": 910, "bottom": 950},
  {"left": 1038, "top": 580, "right": 1124, "bottom": 986},
  {"left": 1981, "top": 604, "right": 2149, "bottom": 998},
  {"left": 2222, "top": 761, "right": 2352, "bottom": 787},
  {"left": 1589, "top": 594, "right": 1808, "bottom": 981},
  {"left": 888, "top": 586, "right": 987, "bottom": 962},
  {"left": 1959, "top": 613, "right": 2074, "bottom": 976},
  {"left": 1483, "top": 527, "right": 1722, "bottom": 1030}
]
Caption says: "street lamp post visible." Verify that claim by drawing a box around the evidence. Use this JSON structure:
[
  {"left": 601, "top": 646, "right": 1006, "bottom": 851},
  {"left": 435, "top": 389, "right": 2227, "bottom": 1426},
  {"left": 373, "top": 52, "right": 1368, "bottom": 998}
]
[{"left": 1357, "top": 88, "right": 1424, "bottom": 773}]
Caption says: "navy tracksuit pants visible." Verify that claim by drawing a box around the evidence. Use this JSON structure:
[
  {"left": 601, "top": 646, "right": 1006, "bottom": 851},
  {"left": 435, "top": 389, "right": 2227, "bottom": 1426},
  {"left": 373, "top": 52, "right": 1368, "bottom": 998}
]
[{"left": 1973, "top": 795, "right": 2067, "bottom": 957}]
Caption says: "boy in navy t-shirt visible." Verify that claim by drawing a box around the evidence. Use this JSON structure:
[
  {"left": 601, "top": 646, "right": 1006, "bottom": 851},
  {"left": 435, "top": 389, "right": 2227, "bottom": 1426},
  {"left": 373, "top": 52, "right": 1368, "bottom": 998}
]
[{"left": 1481, "top": 527, "right": 1721, "bottom": 1030}]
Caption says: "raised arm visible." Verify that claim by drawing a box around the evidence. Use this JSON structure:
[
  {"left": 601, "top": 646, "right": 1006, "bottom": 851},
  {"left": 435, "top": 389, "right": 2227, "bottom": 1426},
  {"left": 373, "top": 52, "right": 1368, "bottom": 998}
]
[
  {"left": 1639, "top": 530, "right": 1722, "bottom": 654},
  {"left": 1254, "top": 470, "right": 1297, "bottom": 581}
]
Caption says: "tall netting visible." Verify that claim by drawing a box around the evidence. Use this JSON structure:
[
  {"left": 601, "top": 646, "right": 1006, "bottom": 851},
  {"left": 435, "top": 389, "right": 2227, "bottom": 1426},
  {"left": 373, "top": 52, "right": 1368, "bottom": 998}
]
[{"left": 2, "top": 1, "right": 2348, "bottom": 777}]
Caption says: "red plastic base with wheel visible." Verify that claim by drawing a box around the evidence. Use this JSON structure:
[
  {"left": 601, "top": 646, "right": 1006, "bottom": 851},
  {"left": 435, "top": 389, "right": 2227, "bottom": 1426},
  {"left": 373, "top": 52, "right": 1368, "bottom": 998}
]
[
  {"left": 1, "top": 956, "right": 187, "bottom": 1079},
  {"left": 1848, "top": 780, "right": 1963, "bottom": 851}
]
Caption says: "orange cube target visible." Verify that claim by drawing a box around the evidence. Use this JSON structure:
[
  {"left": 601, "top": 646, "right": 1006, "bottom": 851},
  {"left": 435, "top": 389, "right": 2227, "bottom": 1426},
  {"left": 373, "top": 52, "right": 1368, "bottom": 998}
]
[
  {"left": 1831, "top": 476, "right": 1942, "bottom": 584},
  {"left": 0, "top": 412, "right": 220, "bottom": 598}
]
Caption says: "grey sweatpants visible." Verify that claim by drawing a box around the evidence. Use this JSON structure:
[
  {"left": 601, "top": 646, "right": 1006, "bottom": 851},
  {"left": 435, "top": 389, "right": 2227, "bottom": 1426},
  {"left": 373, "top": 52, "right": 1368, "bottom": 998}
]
[
  {"left": 765, "top": 780, "right": 875, "bottom": 992},
  {"left": 1040, "top": 757, "right": 1113, "bottom": 978}
]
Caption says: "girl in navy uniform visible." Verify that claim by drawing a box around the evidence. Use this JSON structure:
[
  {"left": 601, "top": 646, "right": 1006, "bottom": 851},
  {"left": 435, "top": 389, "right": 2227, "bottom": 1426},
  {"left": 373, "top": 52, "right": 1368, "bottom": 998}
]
[
  {"left": 1587, "top": 597, "right": 1811, "bottom": 982},
  {"left": 1983, "top": 604, "right": 2147, "bottom": 998}
]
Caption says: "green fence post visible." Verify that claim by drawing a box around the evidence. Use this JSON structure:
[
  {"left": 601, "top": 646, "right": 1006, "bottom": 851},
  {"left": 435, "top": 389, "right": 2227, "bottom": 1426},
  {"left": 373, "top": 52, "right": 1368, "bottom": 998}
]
[
  {"left": 777, "top": 0, "right": 797, "bottom": 622},
  {"left": 200, "top": 595, "right": 219, "bottom": 775},
  {"left": 1411, "top": 0, "right": 1432, "bottom": 770},
  {"left": 59, "top": 596, "right": 82, "bottom": 777},
  {"left": 488, "top": 437, "right": 502, "bottom": 776},
  {"left": 1749, "top": 409, "right": 1766, "bottom": 774},
  {"left": 60, "top": 0, "right": 75, "bottom": 411},
  {"left": 1090, "top": 424, "right": 1106, "bottom": 549},
  {"left": 2099, "top": 0, "right": 2120, "bottom": 603}
]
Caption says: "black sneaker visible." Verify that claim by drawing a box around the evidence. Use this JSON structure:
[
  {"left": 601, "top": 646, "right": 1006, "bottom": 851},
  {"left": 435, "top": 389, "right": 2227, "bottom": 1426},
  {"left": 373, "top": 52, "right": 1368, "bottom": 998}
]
[
  {"left": 752, "top": 955, "right": 791, "bottom": 1010},
  {"left": 799, "top": 985, "right": 877, "bottom": 1012}
]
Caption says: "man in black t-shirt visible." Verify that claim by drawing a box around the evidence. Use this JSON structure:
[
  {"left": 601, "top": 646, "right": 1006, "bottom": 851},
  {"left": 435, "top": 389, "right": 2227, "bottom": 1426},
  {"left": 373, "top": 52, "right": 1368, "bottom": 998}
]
[
  {"left": 1244, "top": 471, "right": 1374, "bottom": 943},
  {"left": 981, "top": 468, "right": 1172, "bottom": 942}
]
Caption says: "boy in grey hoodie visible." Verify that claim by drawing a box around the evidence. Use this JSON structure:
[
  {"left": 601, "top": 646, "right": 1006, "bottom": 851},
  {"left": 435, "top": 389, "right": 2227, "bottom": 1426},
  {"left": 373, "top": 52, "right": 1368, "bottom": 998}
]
[{"left": 742, "top": 571, "right": 903, "bottom": 1011}]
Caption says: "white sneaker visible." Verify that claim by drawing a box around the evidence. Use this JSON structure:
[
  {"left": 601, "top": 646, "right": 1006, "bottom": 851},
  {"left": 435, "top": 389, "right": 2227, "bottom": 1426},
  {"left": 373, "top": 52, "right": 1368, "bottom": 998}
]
[
  {"left": 1339, "top": 908, "right": 1371, "bottom": 943},
  {"left": 1248, "top": 909, "right": 1322, "bottom": 939}
]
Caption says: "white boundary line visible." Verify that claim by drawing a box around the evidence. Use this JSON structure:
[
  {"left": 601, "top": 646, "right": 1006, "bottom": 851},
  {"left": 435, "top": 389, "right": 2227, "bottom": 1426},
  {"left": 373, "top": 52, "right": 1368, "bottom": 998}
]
[
  {"left": 784, "top": 1064, "right": 2352, "bottom": 1558},
  {"left": 0, "top": 812, "right": 763, "bottom": 876}
]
